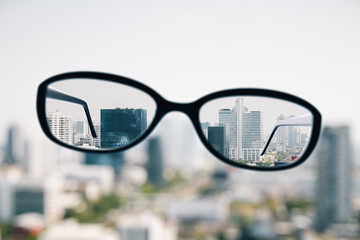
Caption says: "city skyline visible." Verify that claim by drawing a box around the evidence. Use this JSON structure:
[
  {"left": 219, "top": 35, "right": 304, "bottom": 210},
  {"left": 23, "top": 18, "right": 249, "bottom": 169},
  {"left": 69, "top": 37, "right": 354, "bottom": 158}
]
[{"left": 46, "top": 107, "right": 148, "bottom": 149}]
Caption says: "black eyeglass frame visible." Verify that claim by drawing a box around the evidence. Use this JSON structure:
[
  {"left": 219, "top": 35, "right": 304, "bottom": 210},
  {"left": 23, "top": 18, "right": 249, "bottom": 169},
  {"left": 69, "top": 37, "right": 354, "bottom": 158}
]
[{"left": 37, "top": 71, "right": 322, "bottom": 171}]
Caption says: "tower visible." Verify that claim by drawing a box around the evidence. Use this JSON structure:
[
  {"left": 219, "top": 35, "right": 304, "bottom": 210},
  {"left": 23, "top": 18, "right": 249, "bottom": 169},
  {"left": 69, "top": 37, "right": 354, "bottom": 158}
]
[
  {"left": 242, "top": 110, "right": 263, "bottom": 161},
  {"left": 47, "top": 111, "right": 73, "bottom": 145},
  {"left": 219, "top": 108, "right": 237, "bottom": 160},
  {"left": 314, "top": 126, "right": 353, "bottom": 232},
  {"left": 235, "top": 98, "right": 244, "bottom": 160},
  {"left": 208, "top": 126, "right": 226, "bottom": 156},
  {"left": 4, "top": 125, "right": 24, "bottom": 166},
  {"left": 146, "top": 137, "right": 164, "bottom": 187}
]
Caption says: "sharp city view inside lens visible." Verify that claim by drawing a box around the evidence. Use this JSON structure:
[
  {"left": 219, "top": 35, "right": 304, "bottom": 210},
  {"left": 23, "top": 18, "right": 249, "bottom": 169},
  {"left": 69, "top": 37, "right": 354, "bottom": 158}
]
[
  {"left": 200, "top": 96, "right": 313, "bottom": 168},
  {"left": 45, "top": 79, "right": 157, "bottom": 150}
]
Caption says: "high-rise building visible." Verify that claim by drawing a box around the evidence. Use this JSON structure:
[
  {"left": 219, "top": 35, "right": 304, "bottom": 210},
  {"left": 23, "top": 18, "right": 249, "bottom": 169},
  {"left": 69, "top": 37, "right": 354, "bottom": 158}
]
[
  {"left": 0, "top": 178, "right": 13, "bottom": 222},
  {"left": 146, "top": 137, "right": 164, "bottom": 187},
  {"left": 47, "top": 111, "right": 73, "bottom": 145},
  {"left": 288, "top": 126, "right": 299, "bottom": 147},
  {"left": 101, "top": 108, "right": 147, "bottom": 148},
  {"left": 217, "top": 98, "right": 263, "bottom": 162},
  {"left": 219, "top": 108, "right": 238, "bottom": 160},
  {"left": 208, "top": 126, "right": 226, "bottom": 156},
  {"left": 235, "top": 98, "right": 244, "bottom": 160},
  {"left": 93, "top": 122, "right": 101, "bottom": 148},
  {"left": 200, "top": 121, "right": 211, "bottom": 139},
  {"left": 4, "top": 125, "right": 24, "bottom": 166},
  {"left": 314, "top": 126, "right": 353, "bottom": 232},
  {"left": 73, "top": 120, "right": 87, "bottom": 136},
  {"left": 242, "top": 111, "right": 263, "bottom": 148},
  {"left": 242, "top": 110, "right": 263, "bottom": 161},
  {"left": 275, "top": 114, "right": 286, "bottom": 144}
]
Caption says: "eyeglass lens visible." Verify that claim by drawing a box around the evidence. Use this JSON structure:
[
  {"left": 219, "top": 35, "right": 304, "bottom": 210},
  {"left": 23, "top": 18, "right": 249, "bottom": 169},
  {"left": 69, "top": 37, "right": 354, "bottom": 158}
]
[
  {"left": 199, "top": 96, "right": 312, "bottom": 167},
  {"left": 45, "top": 79, "right": 157, "bottom": 149}
]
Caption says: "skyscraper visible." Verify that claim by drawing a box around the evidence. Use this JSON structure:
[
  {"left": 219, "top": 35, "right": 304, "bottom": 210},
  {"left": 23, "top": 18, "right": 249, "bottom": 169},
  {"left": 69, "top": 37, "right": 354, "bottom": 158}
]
[
  {"left": 101, "top": 108, "right": 147, "bottom": 148},
  {"left": 208, "top": 126, "right": 226, "bottom": 156},
  {"left": 73, "top": 120, "right": 86, "bottom": 136},
  {"left": 146, "top": 137, "right": 164, "bottom": 187},
  {"left": 235, "top": 98, "right": 244, "bottom": 160},
  {"left": 242, "top": 110, "right": 263, "bottom": 161},
  {"left": 217, "top": 98, "right": 263, "bottom": 162},
  {"left": 47, "top": 111, "right": 73, "bottom": 145},
  {"left": 4, "top": 125, "right": 24, "bottom": 166},
  {"left": 93, "top": 122, "right": 101, "bottom": 148},
  {"left": 219, "top": 108, "right": 237, "bottom": 160},
  {"left": 200, "top": 121, "right": 211, "bottom": 139},
  {"left": 314, "top": 126, "right": 353, "bottom": 232}
]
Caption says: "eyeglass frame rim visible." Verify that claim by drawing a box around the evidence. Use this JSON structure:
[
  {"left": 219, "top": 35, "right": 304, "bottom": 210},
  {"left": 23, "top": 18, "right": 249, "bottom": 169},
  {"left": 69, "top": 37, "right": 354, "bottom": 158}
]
[{"left": 36, "top": 71, "right": 322, "bottom": 171}]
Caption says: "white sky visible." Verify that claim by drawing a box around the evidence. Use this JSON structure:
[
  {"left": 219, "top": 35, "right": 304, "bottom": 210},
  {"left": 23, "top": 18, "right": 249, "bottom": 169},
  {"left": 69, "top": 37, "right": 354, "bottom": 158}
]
[{"left": 1, "top": 0, "right": 360, "bottom": 149}]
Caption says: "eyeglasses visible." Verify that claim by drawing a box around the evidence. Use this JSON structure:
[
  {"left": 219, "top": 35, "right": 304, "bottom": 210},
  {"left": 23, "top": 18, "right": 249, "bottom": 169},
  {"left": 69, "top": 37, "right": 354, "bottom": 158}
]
[{"left": 36, "top": 71, "right": 321, "bottom": 171}]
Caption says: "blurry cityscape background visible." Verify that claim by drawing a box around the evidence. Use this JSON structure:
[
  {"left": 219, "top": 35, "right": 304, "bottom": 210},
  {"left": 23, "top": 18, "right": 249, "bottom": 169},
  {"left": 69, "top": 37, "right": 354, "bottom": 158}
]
[
  {"left": 2, "top": 0, "right": 360, "bottom": 239},
  {"left": 0, "top": 117, "right": 359, "bottom": 240}
]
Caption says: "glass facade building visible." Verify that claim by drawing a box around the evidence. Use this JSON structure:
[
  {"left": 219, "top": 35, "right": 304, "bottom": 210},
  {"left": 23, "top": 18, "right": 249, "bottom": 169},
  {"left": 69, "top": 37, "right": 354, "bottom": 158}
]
[
  {"left": 101, "top": 108, "right": 147, "bottom": 148},
  {"left": 14, "top": 188, "right": 44, "bottom": 215},
  {"left": 219, "top": 108, "right": 237, "bottom": 160},
  {"left": 208, "top": 126, "right": 226, "bottom": 157},
  {"left": 315, "top": 126, "right": 353, "bottom": 232}
]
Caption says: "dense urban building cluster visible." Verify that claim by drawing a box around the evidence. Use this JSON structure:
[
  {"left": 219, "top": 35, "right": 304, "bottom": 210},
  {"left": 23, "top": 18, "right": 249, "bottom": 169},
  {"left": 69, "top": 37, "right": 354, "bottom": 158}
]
[{"left": 47, "top": 108, "right": 147, "bottom": 149}]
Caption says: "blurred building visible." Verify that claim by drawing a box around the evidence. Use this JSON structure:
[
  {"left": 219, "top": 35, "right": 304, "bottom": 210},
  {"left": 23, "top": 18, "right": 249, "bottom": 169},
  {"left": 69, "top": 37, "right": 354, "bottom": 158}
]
[
  {"left": 14, "top": 183, "right": 45, "bottom": 216},
  {"left": 167, "top": 196, "right": 229, "bottom": 223},
  {"left": 314, "top": 126, "right": 353, "bottom": 232},
  {"left": 39, "top": 219, "right": 118, "bottom": 240},
  {"left": 24, "top": 136, "right": 57, "bottom": 181},
  {"left": 84, "top": 152, "right": 124, "bottom": 181},
  {"left": 3, "top": 125, "right": 24, "bottom": 166},
  {"left": 146, "top": 137, "right": 164, "bottom": 187},
  {"left": 0, "top": 176, "right": 63, "bottom": 224},
  {"left": 0, "top": 177, "right": 13, "bottom": 222},
  {"left": 61, "top": 164, "right": 114, "bottom": 200},
  {"left": 117, "top": 211, "right": 177, "bottom": 240},
  {"left": 212, "top": 169, "right": 229, "bottom": 190}
]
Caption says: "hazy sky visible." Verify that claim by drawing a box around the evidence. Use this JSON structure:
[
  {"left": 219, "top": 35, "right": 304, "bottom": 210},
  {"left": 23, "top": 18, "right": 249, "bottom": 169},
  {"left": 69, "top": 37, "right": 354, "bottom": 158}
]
[{"left": 1, "top": 0, "right": 360, "bottom": 149}]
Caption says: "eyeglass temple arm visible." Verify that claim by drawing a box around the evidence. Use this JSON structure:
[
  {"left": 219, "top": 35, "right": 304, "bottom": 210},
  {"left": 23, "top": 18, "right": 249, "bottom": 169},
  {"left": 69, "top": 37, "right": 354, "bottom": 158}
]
[
  {"left": 47, "top": 88, "right": 97, "bottom": 138},
  {"left": 260, "top": 114, "right": 312, "bottom": 156}
]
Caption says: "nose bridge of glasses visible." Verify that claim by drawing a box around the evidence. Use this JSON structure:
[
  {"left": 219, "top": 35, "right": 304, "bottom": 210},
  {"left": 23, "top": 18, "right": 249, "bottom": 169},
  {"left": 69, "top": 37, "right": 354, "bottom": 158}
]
[{"left": 160, "top": 99, "right": 198, "bottom": 121}]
